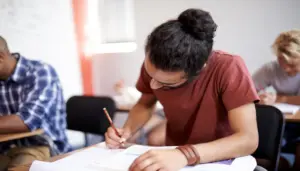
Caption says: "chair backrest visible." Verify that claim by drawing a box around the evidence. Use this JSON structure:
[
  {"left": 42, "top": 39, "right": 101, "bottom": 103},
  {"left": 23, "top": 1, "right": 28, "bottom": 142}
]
[
  {"left": 253, "top": 104, "right": 285, "bottom": 171},
  {"left": 66, "top": 96, "right": 117, "bottom": 135}
]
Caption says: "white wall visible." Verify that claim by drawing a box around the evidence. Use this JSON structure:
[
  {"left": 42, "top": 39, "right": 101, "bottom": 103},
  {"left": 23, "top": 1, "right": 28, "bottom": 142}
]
[
  {"left": 93, "top": 0, "right": 300, "bottom": 95},
  {"left": 0, "top": 0, "right": 82, "bottom": 99}
]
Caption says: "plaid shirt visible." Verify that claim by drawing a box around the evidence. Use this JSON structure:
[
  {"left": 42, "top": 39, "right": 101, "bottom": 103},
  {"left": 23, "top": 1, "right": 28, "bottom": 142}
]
[{"left": 0, "top": 54, "right": 71, "bottom": 155}]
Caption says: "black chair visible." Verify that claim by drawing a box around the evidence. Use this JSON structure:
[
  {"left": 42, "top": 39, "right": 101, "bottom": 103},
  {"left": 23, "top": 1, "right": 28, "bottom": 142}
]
[
  {"left": 252, "top": 104, "right": 285, "bottom": 171},
  {"left": 66, "top": 96, "right": 117, "bottom": 146}
]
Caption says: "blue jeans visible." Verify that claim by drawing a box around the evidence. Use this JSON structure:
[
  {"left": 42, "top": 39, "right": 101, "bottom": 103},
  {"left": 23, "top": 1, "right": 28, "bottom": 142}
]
[{"left": 281, "top": 123, "right": 300, "bottom": 153}]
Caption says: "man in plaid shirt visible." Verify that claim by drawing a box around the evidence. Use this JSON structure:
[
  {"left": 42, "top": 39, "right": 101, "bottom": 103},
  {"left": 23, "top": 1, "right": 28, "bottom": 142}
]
[{"left": 0, "top": 36, "right": 71, "bottom": 170}]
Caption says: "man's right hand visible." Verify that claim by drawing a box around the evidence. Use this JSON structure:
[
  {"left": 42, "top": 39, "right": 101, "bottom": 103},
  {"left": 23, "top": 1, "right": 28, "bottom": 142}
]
[{"left": 105, "top": 127, "right": 132, "bottom": 149}]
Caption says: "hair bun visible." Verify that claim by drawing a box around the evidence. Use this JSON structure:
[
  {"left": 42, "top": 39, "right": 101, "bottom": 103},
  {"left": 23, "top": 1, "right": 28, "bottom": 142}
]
[{"left": 178, "top": 8, "right": 217, "bottom": 41}]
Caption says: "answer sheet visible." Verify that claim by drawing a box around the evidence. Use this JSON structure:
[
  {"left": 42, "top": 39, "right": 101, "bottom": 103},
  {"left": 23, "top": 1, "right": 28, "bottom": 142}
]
[
  {"left": 273, "top": 103, "right": 300, "bottom": 114},
  {"left": 30, "top": 144, "right": 123, "bottom": 171},
  {"left": 30, "top": 143, "right": 257, "bottom": 171},
  {"left": 99, "top": 145, "right": 256, "bottom": 171}
]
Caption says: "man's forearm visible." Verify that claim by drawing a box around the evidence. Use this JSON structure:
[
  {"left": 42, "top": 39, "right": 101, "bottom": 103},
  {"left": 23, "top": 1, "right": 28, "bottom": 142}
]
[
  {"left": 0, "top": 115, "right": 29, "bottom": 133},
  {"left": 123, "top": 103, "right": 155, "bottom": 135},
  {"left": 277, "top": 95, "right": 300, "bottom": 105},
  {"left": 194, "top": 132, "right": 258, "bottom": 163}
]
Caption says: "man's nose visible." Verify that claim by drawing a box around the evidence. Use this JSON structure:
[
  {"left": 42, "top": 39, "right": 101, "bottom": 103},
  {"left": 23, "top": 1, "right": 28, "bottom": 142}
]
[{"left": 150, "top": 79, "right": 163, "bottom": 90}]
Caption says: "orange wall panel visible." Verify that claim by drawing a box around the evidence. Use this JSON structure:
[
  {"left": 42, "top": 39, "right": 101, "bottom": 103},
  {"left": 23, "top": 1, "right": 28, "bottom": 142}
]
[{"left": 72, "top": 0, "right": 93, "bottom": 95}]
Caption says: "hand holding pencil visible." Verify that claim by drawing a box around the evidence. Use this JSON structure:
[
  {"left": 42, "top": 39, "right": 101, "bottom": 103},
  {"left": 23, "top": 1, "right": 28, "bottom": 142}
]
[
  {"left": 103, "top": 108, "right": 132, "bottom": 149},
  {"left": 259, "top": 93, "right": 277, "bottom": 105},
  {"left": 256, "top": 85, "right": 277, "bottom": 105}
]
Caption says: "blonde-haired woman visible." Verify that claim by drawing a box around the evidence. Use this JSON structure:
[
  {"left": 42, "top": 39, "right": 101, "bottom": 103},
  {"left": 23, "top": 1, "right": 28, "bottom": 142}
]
[
  {"left": 253, "top": 29, "right": 300, "bottom": 105},
  {"left": 253, "top": 29, "right": 300, "bottom": 170}
]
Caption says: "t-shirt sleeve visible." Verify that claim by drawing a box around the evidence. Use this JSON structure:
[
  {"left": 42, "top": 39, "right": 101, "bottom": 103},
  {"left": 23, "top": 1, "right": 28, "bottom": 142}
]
[
  {"left": 220, "top": 56, "right": 259, "bottom": 111},
  {"left": 136, "top": 64, "right": 154, "bottom": 94},
  {"left": 252, "top": 62, "right": 274, "bottom": 91}
]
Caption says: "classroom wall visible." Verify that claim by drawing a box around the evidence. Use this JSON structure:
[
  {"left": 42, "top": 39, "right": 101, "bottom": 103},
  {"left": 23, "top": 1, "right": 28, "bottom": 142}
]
[
  {"left": 92, "top": 0, "right": 300, "bottom": 96},
  {"left": 0, "top": 0, "right": 82, "bottom": 99}
]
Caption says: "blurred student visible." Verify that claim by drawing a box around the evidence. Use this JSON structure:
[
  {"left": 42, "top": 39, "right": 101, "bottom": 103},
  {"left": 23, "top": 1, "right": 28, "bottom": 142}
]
[
  {"left": 253, "top": 29, "right": 300, "bottom": 170},
  {"left": 106, "top": 8, "right": 262, "bottom": 171},
  {"left": 113, "top": 79, "right": 145, "bottom": 109},
  {"left": 252, "top": 29, "right": 300, "bottom": 105},
  {"left": 0, "top": 36, "right": 70, "bottom": 170}
]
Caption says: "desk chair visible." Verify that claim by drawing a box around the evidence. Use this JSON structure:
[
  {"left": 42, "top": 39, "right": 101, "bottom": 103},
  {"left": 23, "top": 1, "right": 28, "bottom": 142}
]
[
  {"left": 253, "top": 104, "right": 285, "bottom": 171},
  {"left": 66, "top": 96, "right": 117, "bottom": 147}
]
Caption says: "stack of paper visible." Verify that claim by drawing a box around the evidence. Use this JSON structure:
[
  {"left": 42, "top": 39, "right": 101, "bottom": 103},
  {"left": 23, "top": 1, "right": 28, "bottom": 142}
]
[
  {"left": 30, "top": 143, "right": 257, "bottom": 171},
  {"left": 273, "top": 103, "right": 300, "bottom": 115},
  {"left": 101, "top": 145, "right": 256, "bottom": 171}
]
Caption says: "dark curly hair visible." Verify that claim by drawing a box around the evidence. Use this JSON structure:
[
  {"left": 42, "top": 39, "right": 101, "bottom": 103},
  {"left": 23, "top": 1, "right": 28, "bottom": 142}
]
[{"left": 145, "top": 8, "right": 217, "bottom": 78}]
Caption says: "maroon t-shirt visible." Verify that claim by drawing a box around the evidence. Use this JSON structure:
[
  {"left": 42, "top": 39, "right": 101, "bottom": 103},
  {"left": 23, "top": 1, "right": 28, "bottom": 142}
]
[{"left": 136, "top": 51, "right": 259, "bottom": 146}]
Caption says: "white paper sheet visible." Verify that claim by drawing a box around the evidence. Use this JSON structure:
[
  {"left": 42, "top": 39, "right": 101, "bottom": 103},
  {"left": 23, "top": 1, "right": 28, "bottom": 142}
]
[
  {"left": 273, "top": 103, "right": 300, "bottom": 114},
  {"left": 29, "top": 161, "right": 55, "bottom": 171},
  {"left": 100, "top": 145, "right": 256, "bottom": 171},
  {"left": 30, "top": 143, "right": 124, "bottom": 171},
  {"left": 123, "top": 144, "right": 176, "bottom": 155},
  {"left": 29, "top": 143, "right": 256, "bottom": 171}
]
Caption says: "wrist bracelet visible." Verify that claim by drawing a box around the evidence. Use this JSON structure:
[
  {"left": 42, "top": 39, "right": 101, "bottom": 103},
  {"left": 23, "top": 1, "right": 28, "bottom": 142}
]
[{"left": 176, "top": 145, "right": 200, "bottom": 166}]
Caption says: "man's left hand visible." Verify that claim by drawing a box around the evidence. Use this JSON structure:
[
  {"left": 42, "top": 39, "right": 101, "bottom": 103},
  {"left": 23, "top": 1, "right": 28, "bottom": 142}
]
[{"left": 129, "top": 149, "right": 187, "bottom": 171}]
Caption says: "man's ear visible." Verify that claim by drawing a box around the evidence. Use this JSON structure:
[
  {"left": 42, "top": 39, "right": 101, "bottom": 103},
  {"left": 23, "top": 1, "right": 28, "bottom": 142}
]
[{"left": 0, "top": 51, "right": 6, "bottom": 63}]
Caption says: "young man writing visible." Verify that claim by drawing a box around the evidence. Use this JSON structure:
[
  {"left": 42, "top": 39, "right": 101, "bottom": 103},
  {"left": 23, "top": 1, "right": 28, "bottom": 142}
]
[{"left": 105, "top": 8, "right": 260, "bottom": 171}]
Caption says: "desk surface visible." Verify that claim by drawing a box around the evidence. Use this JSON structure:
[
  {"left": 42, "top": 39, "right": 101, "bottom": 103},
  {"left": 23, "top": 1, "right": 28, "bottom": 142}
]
[
  {"left": 0, "top": 129, "right": 44, "bottom": 143},
  {"left": 9, "top": 110, "right": 300, "bottom": 171},
  {"left": 285, "top": 111, "right": 300, "bottom": 123}
]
